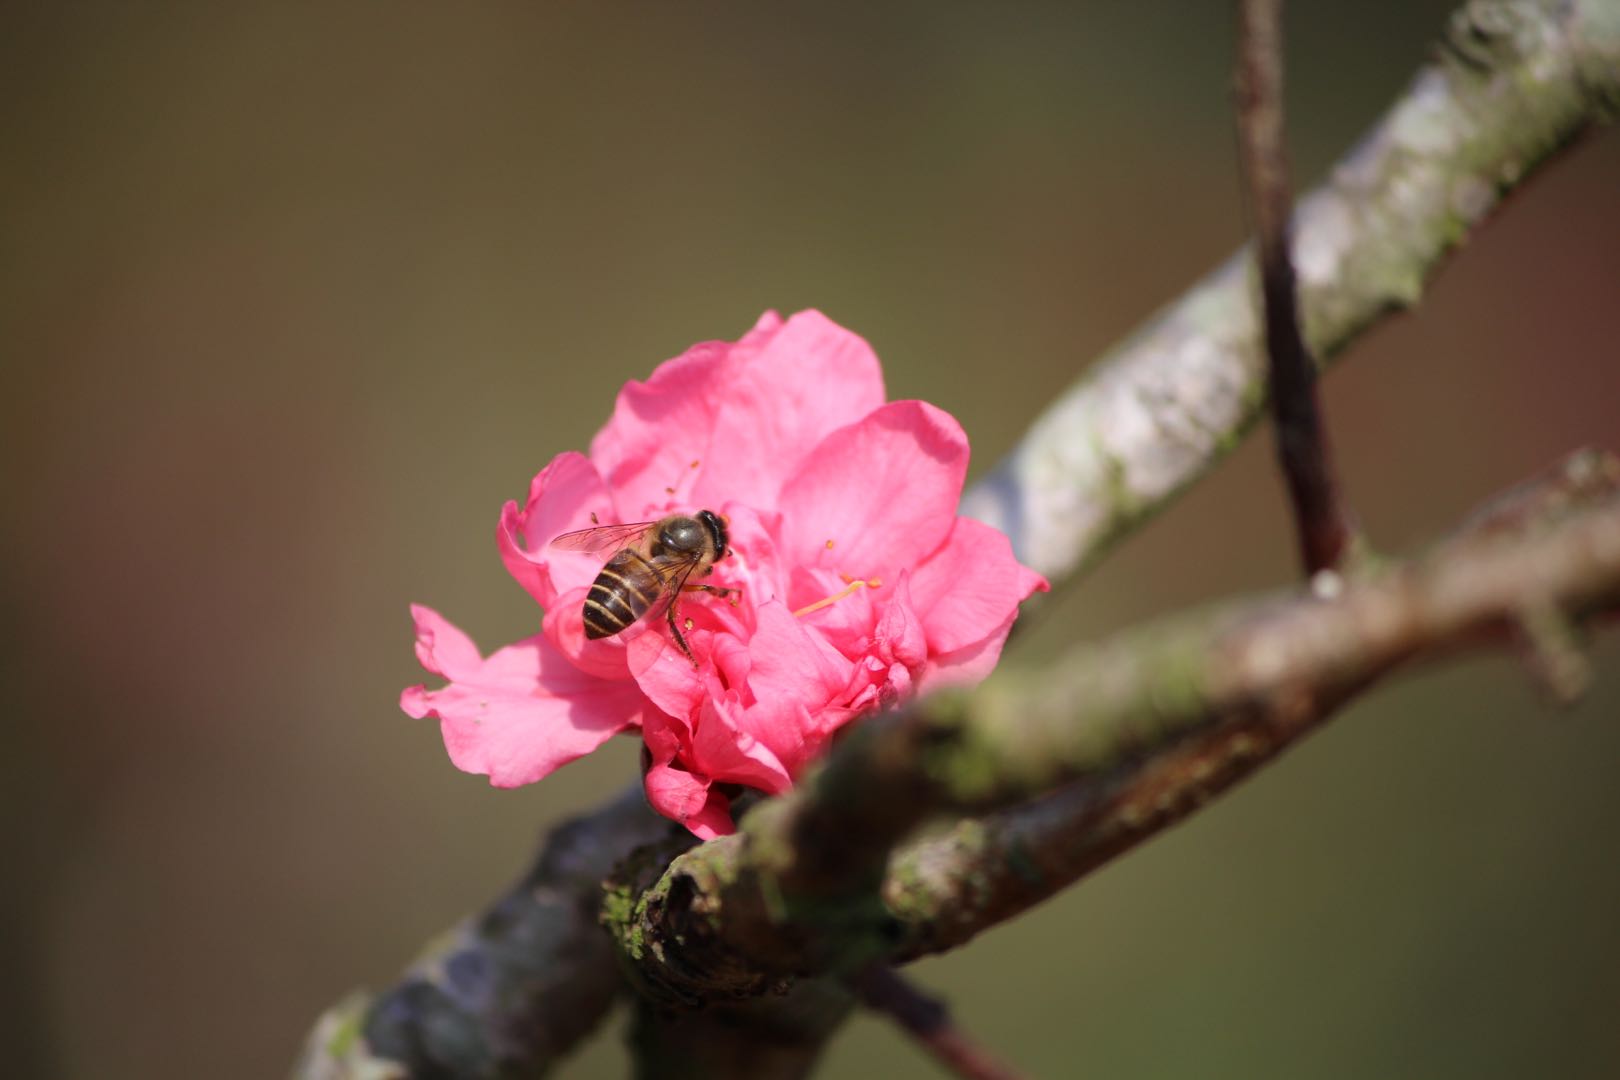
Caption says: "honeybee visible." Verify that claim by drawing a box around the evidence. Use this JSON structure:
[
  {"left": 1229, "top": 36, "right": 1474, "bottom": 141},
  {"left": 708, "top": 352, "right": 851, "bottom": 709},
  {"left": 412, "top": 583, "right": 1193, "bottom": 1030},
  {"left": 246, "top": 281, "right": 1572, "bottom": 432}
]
[{"left": 549, "top": 510, "right": 735, "bottom": 665}]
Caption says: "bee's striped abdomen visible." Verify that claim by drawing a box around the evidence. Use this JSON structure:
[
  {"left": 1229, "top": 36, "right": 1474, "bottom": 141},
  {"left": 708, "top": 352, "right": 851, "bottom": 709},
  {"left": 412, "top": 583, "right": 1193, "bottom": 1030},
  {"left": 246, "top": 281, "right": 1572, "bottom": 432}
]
[{"left": 583, "top": 549, "right": 663, "bottom": 639}]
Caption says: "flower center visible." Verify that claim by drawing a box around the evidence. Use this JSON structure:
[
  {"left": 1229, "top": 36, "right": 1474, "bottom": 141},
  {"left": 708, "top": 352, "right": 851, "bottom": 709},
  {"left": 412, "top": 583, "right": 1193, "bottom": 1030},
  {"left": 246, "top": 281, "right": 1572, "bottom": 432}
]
[{"left": 792, "top": 572, "right": 883, "bottom": 618}]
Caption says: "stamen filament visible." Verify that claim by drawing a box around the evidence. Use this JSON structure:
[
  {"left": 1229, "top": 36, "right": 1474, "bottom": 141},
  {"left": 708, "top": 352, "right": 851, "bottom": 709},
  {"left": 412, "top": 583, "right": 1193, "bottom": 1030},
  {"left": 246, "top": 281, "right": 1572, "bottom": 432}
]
[{"left": 793, "top": 577, "right": 882, "bottom": 618}]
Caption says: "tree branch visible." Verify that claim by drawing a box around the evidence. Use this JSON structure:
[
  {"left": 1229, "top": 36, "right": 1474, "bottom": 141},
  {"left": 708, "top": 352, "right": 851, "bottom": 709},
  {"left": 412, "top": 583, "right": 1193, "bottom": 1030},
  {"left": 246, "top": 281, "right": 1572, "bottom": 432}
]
[
  {"left": 1236, "top": 0, "right": 1360, "bottom": 575},
  {"left": 627, "top": 979, "right": 855, "bottom": 1080},
  {"left": 851, "top": 966, "right": 1027, "bottom": 1080},
  {"left": 295, "top": 785, "right": 679, "bottom": 1079},
  {"left": 886, "top": 449, "right": 1620, "bottom": 959},
  {"left": 960, "top": 0, "right": 1620, "bottom": 583},
  {"left": 297, "top": 0, "right": 1620, "bottom": 1073},
  {"left": 609, "top": 451, "right": 1620, "bottom": 995}
]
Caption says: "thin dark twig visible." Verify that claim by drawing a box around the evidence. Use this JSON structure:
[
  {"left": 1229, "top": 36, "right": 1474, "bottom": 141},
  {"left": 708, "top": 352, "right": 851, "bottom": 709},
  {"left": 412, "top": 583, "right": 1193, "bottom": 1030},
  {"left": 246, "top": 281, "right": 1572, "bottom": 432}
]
[
  {"left": 852, "top": 966, "right": 1028, "bottom": 1080},
  {"left": 1235, "top": 0, "right": 1358, "bottom": 575}
]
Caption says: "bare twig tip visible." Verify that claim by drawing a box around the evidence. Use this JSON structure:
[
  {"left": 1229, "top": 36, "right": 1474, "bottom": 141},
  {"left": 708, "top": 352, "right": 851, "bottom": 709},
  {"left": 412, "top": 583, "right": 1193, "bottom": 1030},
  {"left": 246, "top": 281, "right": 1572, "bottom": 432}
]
[{"left": 1514, "top": 600, "right": 1593, "bottom": 706}]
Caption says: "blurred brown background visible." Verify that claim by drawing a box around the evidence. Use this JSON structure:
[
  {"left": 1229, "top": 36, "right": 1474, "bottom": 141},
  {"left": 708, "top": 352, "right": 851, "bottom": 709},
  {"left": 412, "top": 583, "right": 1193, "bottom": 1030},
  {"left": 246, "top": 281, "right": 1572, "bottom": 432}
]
[{"left": 4, "top": 3, "right": 1618, "bottom": 1077}]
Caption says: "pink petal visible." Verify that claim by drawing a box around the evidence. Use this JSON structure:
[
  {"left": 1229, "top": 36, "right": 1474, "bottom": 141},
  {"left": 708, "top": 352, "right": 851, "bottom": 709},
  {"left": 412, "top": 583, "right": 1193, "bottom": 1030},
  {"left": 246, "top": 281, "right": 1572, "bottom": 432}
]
[
  {"left": 691, "top": 310, "right": 886, "bottom": 510},
  {"left": 745, "top": 603, "right": 855, "bottom": 749},
  {"left": 408, "top": 602, "right": 483, "bottom": 680},
  {"left": 401, "top": 605, "right": 646, "bottom": 787},
  {"left": 542, "top": 588, "right": 636, "bottom": 681},
  {"left": 907, "top": 517, "right": 1048, "bottom": 654},
  {"left": 776, "top": 400, "right": 969, "bottom": 581},
  {"left": 784, "top": 564, "right": 881, "bottom": 655},
  {"left": 641, "top": 706, "right": 690, "bottom": 766},
  {"left": 917, "top": 611, "right": 1019, "bottom": 693},
  {"left": 588, "top": 338, "right": 732, "bottom": 522},
  {"left": 747, "top": 602, "right": 854, "bottom": 700},
  {"left": 627, "top": 632, "right": 709, "bottom": 721},
  {"left": 709, "top": 634, "right": 754, "bottom": 693},
  {"left": 823, "top": 577, "right": 927, "bottom": 723},
  {"left": 618, "top": 562, "right": 760, "bottom": 719},
  {"left": 871, "top": 575, "right": 929, "bottom": 671},
  {"left": 643, "top": 762, "right": 736, "bottom": 839},
  {"left": 690, "top": 699, "right": 795, "bottom": 794},
  {"left": 719, "top": 504, "right": 790, "bottom": 608},
  {"left": 497, "top": 452, "right": 618, "bottom": 610},
  {"left": 749, "top": 310, "right": 785, "bottom": 335}
]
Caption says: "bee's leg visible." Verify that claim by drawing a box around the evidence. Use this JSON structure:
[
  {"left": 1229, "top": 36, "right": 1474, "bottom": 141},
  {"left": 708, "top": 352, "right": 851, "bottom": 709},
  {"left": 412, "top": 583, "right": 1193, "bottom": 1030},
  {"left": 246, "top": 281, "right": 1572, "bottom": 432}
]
[
  {"left": 683, "top": 583, "right": 741, "bottom": 606},
  {"left": 666, "top": 599, "right": 699, "bottom": 667}
]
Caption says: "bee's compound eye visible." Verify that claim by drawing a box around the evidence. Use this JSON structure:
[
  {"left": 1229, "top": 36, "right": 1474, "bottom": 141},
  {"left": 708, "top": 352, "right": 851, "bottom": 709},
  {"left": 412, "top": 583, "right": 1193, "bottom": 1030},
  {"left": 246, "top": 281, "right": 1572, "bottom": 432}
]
[{"left": 698, "top": 509, "right": 729, "bottom": 557}]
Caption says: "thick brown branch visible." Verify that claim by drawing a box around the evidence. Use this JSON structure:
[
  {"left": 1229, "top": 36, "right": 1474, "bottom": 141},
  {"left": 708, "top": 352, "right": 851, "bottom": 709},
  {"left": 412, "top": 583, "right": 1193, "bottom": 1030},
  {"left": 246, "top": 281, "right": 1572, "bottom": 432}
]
[
  {"left": 298, "top": 1, "right": 1620, "bottom": 1073},
  {"left": 1236, "top": 0, "right": 1359, "bottom": 574},
  {"left": 611, "top": 454, "right": 1620, "bottom": 995},
  {"left": 887, "top": 451, "right": 1620, "bottom": 955},
  {"left": 295, "top": 785, "right": 678, "bottom": 1079},
  {"left": 628, "top": 980, "right": 855, "bottom": 1080}
]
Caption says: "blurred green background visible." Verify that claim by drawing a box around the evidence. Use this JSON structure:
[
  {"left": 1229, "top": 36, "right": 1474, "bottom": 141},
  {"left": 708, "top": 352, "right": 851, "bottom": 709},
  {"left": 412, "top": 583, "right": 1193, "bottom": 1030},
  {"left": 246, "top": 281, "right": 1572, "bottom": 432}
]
[{"left": 4, "top": 2, "right": 1618, "bottom": 1077}]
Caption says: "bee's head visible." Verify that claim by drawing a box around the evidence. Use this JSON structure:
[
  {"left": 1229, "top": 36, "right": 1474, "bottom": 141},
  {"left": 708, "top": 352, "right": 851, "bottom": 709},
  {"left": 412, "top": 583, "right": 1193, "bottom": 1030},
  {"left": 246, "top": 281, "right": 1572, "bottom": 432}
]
[{"left": 697, "top": 509, "right": 729, "bottom": 560}]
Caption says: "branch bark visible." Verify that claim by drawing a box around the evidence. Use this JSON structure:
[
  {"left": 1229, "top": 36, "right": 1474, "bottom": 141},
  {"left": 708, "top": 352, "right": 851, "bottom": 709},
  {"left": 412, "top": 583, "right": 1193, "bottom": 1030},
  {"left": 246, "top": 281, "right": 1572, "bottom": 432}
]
[
  {"left": 852, "top": 967, "right": 1027, "bottom": 1080},
  {"left": 295, "top": 786, "right": 678, "bottom": 1079},
  {"left": 960, "top": 0, "right": 1620, "bottom": 583},
  {"left": 884, "top": 449, "right": 1620, "bottom": 959},
  {"left": 627, "top": 980, "right": 855, "bottom": 1080},
  {"left": 607, "top": 452, "right": 1620, "bottom": 995},
  {"left": 296, "top": 0, "right": 1620, "bottom": 1074}
]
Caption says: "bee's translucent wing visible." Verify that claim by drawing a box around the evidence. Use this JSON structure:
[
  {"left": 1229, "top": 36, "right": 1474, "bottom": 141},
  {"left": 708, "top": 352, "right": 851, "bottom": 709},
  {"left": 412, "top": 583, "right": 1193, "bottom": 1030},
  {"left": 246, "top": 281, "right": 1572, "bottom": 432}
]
[
  {"left": 548, "top": 520, "right": 656, "bottom": 553},
  {"left": 622, "top": 557, "right": 705, "bottom": 675},
  {"left": 644, "top": 555, "right": 701, "bottom": 623}
]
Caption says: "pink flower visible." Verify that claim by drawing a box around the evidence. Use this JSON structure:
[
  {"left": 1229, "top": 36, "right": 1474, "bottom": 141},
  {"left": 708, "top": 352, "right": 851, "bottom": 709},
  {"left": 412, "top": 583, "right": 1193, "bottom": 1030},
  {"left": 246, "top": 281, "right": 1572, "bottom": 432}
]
[{"left": 403, "top": 311, "right": 1047, "bottom": 838}]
